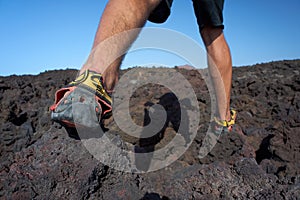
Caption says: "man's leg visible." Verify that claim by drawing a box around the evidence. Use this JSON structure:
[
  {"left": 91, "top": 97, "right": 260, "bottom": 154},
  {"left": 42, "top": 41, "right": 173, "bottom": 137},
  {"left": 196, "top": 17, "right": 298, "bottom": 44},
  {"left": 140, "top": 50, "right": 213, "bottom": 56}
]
[
  {"left": 80, "top": 0, "right": 162, "bottom": 91},
  {"left": 201, "top": 27, "right": 232, "bottom": 121},
  {"left": 50, "top": 0, "right": 162, "bottom": 128}
]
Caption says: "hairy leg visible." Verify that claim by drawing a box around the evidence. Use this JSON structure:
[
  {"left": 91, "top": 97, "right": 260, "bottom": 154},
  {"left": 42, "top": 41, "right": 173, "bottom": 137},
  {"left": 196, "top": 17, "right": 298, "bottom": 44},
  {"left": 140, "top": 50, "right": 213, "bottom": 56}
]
[
  {"left": 80, "top": 0, "right": 161, "bottom": 91},
  {"left": 201, "top": 27, "right": 232, "bottom": 121}
]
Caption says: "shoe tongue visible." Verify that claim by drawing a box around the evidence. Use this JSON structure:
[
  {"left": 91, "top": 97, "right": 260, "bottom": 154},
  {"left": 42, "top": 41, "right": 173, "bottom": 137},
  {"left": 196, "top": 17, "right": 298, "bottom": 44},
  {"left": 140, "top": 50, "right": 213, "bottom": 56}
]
[{"left": 85, "top": 70, "right": 113, "bottom": 96}]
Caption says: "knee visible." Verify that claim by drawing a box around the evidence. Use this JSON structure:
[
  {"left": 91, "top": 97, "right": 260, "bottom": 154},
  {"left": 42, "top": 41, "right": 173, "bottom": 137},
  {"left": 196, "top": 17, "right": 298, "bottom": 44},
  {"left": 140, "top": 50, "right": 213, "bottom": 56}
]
[
  {"left": 147, "top": 0, "right": 162, "bottom": 10},
  {"left": 201, "top": 26, "right": 223, "bottom": 46}
]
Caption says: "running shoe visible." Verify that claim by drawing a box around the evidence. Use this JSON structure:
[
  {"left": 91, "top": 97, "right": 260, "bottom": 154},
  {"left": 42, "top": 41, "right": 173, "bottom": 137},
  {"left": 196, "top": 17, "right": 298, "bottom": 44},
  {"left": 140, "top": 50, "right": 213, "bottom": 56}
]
[{"left": 50, "top": 70, "right": 112, "bottom": 128}]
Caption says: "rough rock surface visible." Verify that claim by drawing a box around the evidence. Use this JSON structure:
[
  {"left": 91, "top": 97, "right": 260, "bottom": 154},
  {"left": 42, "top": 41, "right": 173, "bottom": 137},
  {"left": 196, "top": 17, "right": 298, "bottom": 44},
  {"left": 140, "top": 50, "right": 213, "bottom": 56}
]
[{"left": 0, "top": 60, "right": 299, "bottom": 199}]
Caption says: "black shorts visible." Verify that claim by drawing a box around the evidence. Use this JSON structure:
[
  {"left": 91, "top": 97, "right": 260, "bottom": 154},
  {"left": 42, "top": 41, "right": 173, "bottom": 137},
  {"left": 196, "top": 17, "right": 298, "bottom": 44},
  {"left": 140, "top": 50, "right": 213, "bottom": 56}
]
[
  {"left": 192, "top": 0, "right": 224, "bottom": 30},
  {"left": 148, "top": 0, "right": 224, "bottom": 30},
  {"left": 148, "top": 0, "right": 173, "bottom": 23}
]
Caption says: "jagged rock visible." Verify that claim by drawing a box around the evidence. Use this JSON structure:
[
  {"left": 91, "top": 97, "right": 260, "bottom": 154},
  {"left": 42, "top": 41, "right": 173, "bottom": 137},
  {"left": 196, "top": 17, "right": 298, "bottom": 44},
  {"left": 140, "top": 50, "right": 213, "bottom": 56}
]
[{"left": 0, "top": 60, "right": 299, "bottom": 199}]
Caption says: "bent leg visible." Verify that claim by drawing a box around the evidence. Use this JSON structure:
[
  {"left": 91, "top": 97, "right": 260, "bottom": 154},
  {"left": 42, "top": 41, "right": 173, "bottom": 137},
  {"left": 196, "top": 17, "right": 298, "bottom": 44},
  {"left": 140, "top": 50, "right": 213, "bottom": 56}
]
[{"left": 81, "top": 0, "right": 161, "bottom": 91}]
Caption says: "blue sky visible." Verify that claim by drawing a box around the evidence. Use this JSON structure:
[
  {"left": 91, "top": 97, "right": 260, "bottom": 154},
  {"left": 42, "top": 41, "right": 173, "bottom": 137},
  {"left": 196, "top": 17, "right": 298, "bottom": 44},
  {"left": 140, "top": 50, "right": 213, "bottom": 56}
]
[{"left": 1, "top": 0, "right": 300, "bottom": 76}]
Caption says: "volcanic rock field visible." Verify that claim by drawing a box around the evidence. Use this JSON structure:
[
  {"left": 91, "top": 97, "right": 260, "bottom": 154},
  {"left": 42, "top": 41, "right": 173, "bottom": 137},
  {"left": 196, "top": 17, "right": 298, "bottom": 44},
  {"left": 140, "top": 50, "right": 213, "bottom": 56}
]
[{"left": 0, "top": 60, "right": 299, "bottom": 199}]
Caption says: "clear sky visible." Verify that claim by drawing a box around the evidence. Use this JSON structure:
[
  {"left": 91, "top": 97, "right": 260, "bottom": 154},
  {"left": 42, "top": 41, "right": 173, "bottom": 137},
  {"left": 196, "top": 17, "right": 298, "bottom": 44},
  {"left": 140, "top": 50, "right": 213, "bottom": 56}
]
[{"left": 1, "top": 0, "right": 300, "bottom": 76}]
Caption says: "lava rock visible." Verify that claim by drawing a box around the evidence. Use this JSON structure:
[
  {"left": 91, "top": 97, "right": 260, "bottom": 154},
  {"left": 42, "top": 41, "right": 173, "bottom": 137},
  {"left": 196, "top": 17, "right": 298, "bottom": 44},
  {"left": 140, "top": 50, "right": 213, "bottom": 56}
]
[{"left": 0, "top": 60, "right": 299, "bottom": 199}]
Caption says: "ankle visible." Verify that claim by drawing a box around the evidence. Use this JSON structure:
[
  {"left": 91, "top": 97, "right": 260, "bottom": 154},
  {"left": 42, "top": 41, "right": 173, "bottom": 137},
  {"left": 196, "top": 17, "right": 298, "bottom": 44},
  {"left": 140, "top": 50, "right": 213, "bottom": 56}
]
[
  {"left": 79, "top": 66, "right": 103, "bottom": 76},
  {"left": 225, "top": 110, "right": 232, "bottom": 122},
  {"left": 102, "top": 71, "right": 119, "bottom": 91}
]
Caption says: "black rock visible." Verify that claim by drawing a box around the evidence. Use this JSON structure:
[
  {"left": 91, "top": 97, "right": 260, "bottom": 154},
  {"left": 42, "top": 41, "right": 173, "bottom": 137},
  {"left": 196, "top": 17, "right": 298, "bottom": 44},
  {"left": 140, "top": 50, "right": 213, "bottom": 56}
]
[{"left": 0, "top": 60, "right": 300, "bottom": 199}]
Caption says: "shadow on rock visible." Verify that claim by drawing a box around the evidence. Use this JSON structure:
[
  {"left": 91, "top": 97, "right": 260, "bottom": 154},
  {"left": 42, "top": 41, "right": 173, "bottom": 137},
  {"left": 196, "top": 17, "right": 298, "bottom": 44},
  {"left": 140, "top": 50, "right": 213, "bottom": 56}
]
[{"left": 140, "top": 192, "right": 170, "bottom": 200}]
